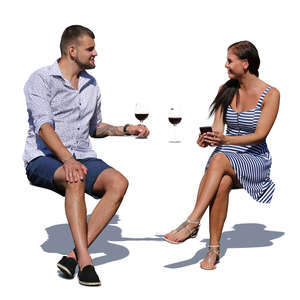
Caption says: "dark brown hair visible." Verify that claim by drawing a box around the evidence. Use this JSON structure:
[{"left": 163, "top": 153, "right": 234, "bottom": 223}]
[
  {"left": 209, "top": 41, "right": 260, "bottom": 122},
  {"left": 60, "top": 25, "right": 95, "bottom": 56}
]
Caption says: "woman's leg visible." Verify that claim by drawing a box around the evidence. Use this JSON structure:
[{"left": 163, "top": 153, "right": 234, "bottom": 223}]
[
  {"left": 209, "top": 174, "right": 233, "bottom": 245},
  {"left": 165, "top": 153, "right": 239, "bottom": 242},
  {"left": 200, "top": 175, "right": 233, "bottom": 269}
]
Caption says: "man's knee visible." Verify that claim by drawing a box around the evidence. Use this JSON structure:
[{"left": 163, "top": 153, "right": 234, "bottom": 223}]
[
  {"left": 111, "top": 175, "right": 129, "bottom": 199},
  {"left": 65, "top": 179, "right": 85, "bottom": 193}
]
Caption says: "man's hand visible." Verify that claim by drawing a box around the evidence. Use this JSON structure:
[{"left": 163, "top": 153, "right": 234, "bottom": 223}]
[
  {"left": 126, "top": 124, "right": 150, "bottom": 137},
  {"left": 63, "top": 157, "right": 88, "bottom": 183}
]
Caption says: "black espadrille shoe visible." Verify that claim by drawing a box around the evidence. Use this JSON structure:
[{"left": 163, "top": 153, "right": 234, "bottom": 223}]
[
  {"left": 78, "top": 265, "right": 101, "bottom": 286},
  {"left": 57, "top": 256, "right": 77, "bottom": 278}
]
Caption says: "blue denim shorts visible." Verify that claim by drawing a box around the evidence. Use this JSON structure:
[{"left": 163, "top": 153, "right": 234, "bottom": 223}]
[{"left": 26, "top": 155, "right": 112, "bottom": 198}]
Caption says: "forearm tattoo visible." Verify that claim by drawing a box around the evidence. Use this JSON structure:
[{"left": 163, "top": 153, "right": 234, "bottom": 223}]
[{"left": 94, "top": 125, "right": 124, "bottom": 138}]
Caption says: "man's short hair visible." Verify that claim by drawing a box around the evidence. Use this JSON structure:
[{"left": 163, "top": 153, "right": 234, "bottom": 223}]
[{"left": 60, "top": 25, "right": 95, "bottom": 56}]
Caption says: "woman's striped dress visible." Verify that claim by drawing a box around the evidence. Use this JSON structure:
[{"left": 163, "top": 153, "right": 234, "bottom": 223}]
[{"left": 206, "top": 86, "right": 275, "bottom": 203}]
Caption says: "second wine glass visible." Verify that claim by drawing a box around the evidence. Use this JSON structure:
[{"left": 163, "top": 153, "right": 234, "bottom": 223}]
[{"left": 168, "top": 107, "right": 182, "bottom": 143}]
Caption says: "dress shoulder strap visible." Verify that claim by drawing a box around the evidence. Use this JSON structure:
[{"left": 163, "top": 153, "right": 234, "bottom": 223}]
[{"left": 257, "top": 86, "right": 272, "bottom": 109}]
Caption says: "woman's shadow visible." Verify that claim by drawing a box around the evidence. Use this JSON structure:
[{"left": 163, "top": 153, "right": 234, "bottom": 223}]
[
  {"left": 164, "top": 223, "right": 284, "bottom": 268},
  {"left": 41, "top": 214, "right": 161, "bottom": 267}
]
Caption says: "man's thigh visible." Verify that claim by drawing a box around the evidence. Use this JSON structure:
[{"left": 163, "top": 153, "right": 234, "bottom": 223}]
[
  {"left": 26, "top": 155, "right": 64, "bottom": 196},
  {"left": 78, "top": 157, "right": 113, "bottom": 198}
]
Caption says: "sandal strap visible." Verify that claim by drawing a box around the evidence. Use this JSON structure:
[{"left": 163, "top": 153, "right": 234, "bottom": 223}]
[
  {"left": 187, "top": 219, "right": 200, "bottom": 225},
  {"left": 208, "top": 245, "right": 220, "bottom": 253},
  {"left": 175, "top": 220, "right": 200, "bottom": 232},
  {"left": 207, "top": 245, "right": 220, "bottom": 266}
]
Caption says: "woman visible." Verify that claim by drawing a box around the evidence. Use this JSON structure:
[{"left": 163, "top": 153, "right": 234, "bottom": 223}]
[{"left": 164, "top": 41, "right": 280, "bottom": 270}]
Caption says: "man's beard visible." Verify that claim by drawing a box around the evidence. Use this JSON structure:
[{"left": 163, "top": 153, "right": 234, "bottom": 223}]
[{"left": 73, "top": 56, "right": 95, "bottom": 70}]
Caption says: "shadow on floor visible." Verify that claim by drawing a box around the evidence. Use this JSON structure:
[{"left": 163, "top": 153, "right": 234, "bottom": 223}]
[
  {"left": 164, "top": 223, "right": 284, "bottom": 268},
  {"left": 41, "top": 214, "right": 161, "bottom": 267}
]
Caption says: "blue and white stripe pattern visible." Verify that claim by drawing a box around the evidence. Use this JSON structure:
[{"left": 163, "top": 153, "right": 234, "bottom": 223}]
[{"left": 207, "top": 86, "right": 275, "bottom": 203}]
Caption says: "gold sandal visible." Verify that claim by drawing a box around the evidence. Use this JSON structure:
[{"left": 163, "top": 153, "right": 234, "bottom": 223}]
[
  {"left": 200, "top": 245, "right": 220, "bottom": 270},
  {"left": 164, "top": 220, "right": 200, "bottom": 244}
]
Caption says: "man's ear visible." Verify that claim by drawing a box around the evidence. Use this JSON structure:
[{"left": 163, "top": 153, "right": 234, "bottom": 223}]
[{"left": 68, "top": 44, "right": 77, "bottom": 58}]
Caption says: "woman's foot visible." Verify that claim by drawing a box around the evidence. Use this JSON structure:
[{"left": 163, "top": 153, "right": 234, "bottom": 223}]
[
  {"left": 164, "top": 219, "right": 200, "bottom": 244},
  {"left": 200, "top": 245, "right": 220, "bottom": 270}
]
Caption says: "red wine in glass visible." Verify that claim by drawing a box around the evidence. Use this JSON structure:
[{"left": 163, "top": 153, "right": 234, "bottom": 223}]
[
  {"left": 168, "top": 117, "right": 182, "bottom": 125},
  {"left": 135, "top": 113, "right": 149, "bottom": 122},
  {"left": 168, "top": 107, "right": 182, "bottom": 142}
]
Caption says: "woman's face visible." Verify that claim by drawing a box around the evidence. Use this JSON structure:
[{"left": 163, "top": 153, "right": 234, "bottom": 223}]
[{"left": 225, "top": 48, "right": 248, "bottom": 79}]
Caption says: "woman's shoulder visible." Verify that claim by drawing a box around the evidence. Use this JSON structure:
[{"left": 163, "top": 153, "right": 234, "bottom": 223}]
[
  {"left": 259, "top": 79, "right": 280, "bottom": 96},
  {"left": 266, "top": 86, "right": 280, "bottom": 99},
  {"left": 261, "top": 85, "right": 280, "bottom": 110}
]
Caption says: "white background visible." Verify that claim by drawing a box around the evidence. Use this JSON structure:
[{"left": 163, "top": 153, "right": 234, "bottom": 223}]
[{"left": 1, "top": 0, "right": 299, "bottom": 298}]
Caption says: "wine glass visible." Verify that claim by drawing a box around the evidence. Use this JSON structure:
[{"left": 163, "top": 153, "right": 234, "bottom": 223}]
[
  {"left": 135, "top": 103, "right": 149, "bottom": 125},
  {"left": 135, "top": 103, "right": 149, "bottom": 138},
  {"left": 168, "top": 107, "right": 182, "bottom": 143}
]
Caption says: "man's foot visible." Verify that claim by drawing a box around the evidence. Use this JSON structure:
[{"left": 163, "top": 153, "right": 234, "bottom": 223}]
[
  {"left": 57, "top": 256, "right": 77, "bottom": 278},
  {"left": 78, "top": 265, "right": 101, "bottom": 286},
  {"left": 200, "top": 245, "right": 220, "bottom": 270},
  {"left": 164, "top": 219, "right": 200, "bottom": 244}
]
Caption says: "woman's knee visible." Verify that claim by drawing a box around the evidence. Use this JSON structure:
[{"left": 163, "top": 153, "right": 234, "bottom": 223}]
[{"left": 209, "top": 153, "right": 228, "bottom": 170}]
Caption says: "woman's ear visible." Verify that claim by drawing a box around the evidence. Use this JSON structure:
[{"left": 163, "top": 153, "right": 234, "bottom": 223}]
[{"left": 242, "top": 59, "right": 249, "bottom": 72}]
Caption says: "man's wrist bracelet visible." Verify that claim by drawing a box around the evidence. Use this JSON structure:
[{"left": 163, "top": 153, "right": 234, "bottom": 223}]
[
  {"left": 123, "top": 124, "right": 131, "bottom": 135},
  {"left": 63, "top": 155, "right": 73, "bottom": 163}
]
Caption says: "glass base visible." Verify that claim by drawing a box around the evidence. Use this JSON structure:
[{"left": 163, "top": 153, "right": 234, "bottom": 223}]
[{"left": 136, "top": 136, "right": 148, "bottom": 139}]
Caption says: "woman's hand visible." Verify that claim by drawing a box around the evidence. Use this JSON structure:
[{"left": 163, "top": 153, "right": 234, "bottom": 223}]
[
  {"left": 63, "top": 157, "right": 88, "bottom": 183},
  {"left": 204, "top": 131, "right": 225, "bottom": 147},
  {"left": 197, "top": 133, "right": 208, "bottom": 147}
]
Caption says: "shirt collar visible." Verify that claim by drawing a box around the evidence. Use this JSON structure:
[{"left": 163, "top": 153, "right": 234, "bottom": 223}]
[
  {"left": 49, "top": 60, "right": 63, "bottom": 77},
  {"left": 49, "top": 59, "right": 94, "bottom": 89}
]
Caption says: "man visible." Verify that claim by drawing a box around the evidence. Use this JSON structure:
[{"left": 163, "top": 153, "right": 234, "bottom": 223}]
[{"left": 23, "top": 25, "right": 149, "bottom": 286}]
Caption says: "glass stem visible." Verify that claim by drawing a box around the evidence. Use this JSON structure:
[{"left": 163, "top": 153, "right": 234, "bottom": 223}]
[{"left": 173, "top": 125, "right": 177, "bottom": 141}]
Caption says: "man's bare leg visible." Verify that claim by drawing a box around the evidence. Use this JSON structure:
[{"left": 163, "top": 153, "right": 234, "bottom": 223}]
[
  {"left": 66, "top": 168, "right": 128, "bottom": 260},
  {"left": 54, "top": 166, "right": 92, "bottom": 269}
]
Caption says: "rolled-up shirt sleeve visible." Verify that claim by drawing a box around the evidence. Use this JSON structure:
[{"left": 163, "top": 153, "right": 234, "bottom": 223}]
[
  {"left": 24, "top": 72, "right": 54, "bottom": 134},
  {"left": 89, "top": 85, "right": 102, "bottom": 137}
]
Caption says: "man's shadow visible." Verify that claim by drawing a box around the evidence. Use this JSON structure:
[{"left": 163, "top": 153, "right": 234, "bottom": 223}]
[
  {"left": 41, "top": 214, "right": 161, "bottom": 267},
  {"left": 164, "top": 223, "right": 284, "bottom": 268}
]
